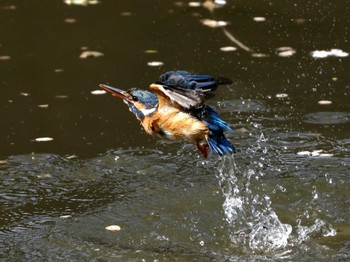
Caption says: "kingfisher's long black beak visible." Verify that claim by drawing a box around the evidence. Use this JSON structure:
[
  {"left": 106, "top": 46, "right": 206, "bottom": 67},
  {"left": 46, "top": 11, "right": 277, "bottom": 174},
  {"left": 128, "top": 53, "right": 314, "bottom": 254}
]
[{"left": 99, "top": 84, "right": 132, "bottom": 103}]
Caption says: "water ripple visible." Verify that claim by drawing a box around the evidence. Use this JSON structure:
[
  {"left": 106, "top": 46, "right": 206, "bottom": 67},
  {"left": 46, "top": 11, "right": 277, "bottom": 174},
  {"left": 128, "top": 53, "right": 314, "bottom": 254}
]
[{"left": 303, "top": 112, "right": 350, "bottom": 125}]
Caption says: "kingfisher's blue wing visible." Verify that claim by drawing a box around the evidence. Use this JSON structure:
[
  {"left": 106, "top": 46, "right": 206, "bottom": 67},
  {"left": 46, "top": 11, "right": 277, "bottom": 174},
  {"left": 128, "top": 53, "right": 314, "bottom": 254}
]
[{"left": 158, "top": 70, "right": 232, "bottom": 92}]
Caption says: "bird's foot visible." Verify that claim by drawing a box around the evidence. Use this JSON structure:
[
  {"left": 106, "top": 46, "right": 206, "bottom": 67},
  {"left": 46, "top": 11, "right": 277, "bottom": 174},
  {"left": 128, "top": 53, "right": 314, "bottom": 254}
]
[{"left": 196, "top": 140, "right": 209, "bottom": 158}]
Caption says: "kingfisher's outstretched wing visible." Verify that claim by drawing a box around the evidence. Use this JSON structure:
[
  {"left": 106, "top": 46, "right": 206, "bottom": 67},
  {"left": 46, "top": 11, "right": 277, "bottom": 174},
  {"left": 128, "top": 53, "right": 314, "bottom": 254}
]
[
  {"left": 151, "top": 70, "right": 231, "bottom": 109},
  {"left": 150, "top": 83, "right": 204, "bottom": 109}
]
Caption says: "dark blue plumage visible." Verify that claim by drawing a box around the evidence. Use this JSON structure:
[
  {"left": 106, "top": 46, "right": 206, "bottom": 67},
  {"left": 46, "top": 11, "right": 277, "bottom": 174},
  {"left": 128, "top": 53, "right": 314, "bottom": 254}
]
[
  {"left": 191, "top": 105, "right": 235, "bottom": 156},
  {"left": 158, "top": 70, "right": 231, "bottom": 92}
]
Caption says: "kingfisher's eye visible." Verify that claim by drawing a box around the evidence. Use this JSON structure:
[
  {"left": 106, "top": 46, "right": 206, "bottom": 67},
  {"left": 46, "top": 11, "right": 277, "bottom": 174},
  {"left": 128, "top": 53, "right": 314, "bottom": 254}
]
[{"left": 132, "top": 96, "right": 139, "bottom": 101}]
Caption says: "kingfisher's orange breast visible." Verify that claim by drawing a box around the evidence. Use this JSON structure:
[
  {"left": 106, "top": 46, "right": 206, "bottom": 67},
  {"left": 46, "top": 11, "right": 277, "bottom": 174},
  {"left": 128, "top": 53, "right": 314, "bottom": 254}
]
[{"left": 141, "top": 106, "right": 208, "bottom": 142}]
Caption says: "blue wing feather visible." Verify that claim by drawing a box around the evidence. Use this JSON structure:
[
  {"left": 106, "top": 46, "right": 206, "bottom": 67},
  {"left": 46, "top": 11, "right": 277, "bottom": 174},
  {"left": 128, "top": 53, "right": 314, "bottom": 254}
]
[{"left": 158, "top": 70, "right": 231, "bottom": 92}]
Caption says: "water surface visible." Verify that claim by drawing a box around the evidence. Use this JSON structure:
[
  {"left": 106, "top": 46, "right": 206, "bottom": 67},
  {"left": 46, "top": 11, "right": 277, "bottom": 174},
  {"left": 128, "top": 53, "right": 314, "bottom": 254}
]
[{"left": 0, "top": 0, "right": 349, "bottom": 260}]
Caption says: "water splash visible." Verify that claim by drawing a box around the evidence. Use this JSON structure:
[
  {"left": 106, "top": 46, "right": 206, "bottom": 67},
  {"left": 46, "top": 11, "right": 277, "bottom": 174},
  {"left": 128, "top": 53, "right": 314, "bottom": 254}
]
[
  {"left": 215, "top": 132, "right": 338, "bottom": 254},
  {"left": 216, "top": 155, "right": 292, "bottom": 252}
]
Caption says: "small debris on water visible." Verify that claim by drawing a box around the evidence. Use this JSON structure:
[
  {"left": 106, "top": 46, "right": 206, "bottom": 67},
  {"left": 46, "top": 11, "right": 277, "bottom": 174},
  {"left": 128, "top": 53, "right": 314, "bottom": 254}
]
[
  {"left": 91, "top": 90, "right": 107, "bottom": 95},
  {"left": 54, "top": 68, "right": 64, "bottom": 73},
  {"left": 66, "top": 155, "right": 78, "bottom": 160},
  {"left": 147, "top": 61, "right": 164, "bottom": 67},
  {"left": 0, "top": 55, "right": 11, "bottom": 60},
  {"left": 278, "top": 50, "right": 296, "bottom": 57},
  {"left": 64, "top": 0, "right": 100, "bottom": 6},
  {"left": 318, "top": 100, "right": 332, "bottom": 105},
  {"left": 144, "top": 49, "right": 158, "bottom": 54},
  {"left": 220, "top": 46, "right": 237, "bottom": 52},
  {"left": 1, "top": 5, "right": 16, "bottom": 10},
  {"left": 38, "top": 104, "right": 49, "bottom": 109},
  {"left": 34, "top": 137, "right": 54, "bottom": 142},
  {"left": 277, "top": 47, "right": 296, "bottom": 57},
  {"left": 60, "top": 215, "right": 72, "bottom": 218},
  {"left": 276, "top": 93, "right": 288, "bottom": 98},
  {"left": 120, "top": 11, "right": 132, "bottom": 16},
  {"left": 19, "top": 92, "right": 30, "bottom": 97},
  {"left": 200, "top": 19, "right": 228, "bottom": 28},
  {"left": 188, "top": 2, "right": 201, "bottom": 7},
  {"left": 55, "top": 95, "right": 69, "bottom": 99},
  {"left": 253, "top": 17, "right": 266, "bottom": 22},
  {"left": 215, "top": 0, "right": 227, "bottom": 5},
  {"left": 80, "top": 50, "right": 104, "bottom": 59},
  {"left": 105, "top": 225, "right": 121, "bottom": 231},
  {"left": 64, "top": 18, "right": 77, "bottom": 23},
  {"left": 311, "top": 49, "right": 349, "bottom": 58},
  {"left": 251, "top": 53, "right": 268, "bottom": 58}
]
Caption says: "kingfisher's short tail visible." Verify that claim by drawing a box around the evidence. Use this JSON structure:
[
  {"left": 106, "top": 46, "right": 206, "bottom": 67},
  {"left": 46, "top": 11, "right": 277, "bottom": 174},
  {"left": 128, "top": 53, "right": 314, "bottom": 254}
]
[
  {"left": 201, "top": 105, "right": 235, "bottom": 156},
  {"left": 206, "top": 130, "right": 235, "bottom": 156}
]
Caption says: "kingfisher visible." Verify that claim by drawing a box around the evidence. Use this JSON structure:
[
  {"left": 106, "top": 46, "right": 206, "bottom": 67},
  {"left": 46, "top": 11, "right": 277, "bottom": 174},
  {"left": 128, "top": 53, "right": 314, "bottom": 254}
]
[{"left": 100, "top": 70, "right": 235, "bottom": 158}]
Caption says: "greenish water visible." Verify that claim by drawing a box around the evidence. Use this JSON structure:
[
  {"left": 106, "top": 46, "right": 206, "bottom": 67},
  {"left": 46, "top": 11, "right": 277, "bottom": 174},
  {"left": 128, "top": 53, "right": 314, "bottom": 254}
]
[{"left": 1, "top": 0, "right": 349, "bottom": 261}]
